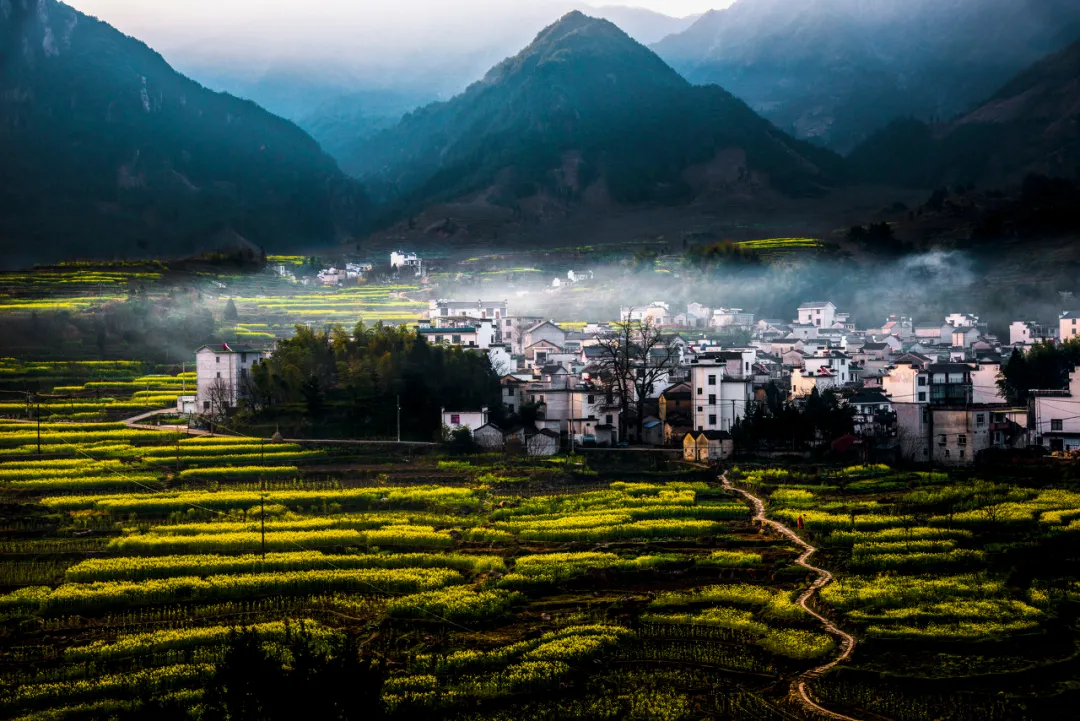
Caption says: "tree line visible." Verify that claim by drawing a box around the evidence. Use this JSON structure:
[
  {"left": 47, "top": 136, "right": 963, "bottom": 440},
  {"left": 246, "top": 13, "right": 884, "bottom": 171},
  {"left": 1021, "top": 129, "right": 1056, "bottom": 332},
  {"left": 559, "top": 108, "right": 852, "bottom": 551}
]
[{"left": 239, "top": 323, "right": 503, "bottom": 440}]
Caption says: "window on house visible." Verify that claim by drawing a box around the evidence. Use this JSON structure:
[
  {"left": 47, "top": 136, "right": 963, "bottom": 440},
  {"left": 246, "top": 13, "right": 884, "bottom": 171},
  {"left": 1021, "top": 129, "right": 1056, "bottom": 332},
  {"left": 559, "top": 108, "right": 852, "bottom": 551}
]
[
  {"left": 507, "top": 388, "right": 515, "bottom": 397},
  {"left": 241, "top": 353, "right": 247, "bottom": 363},
  {"left": 216, "top": 372, "right": 221, "bottom": 379},
  {"left": 203, "top": 401, "right": 210, "bottom": 411},
  {"left": 938, "top": 434, "right": 946, "bottom": 445},
  {"left": 918, "top": 392, "right": 927, "bottom": 402},
  {"left": 215, "top": 356, "right": 220, "bottom": 363},
  {"left": 451, "top": 414, "right": 460, "bottom": 425},
  {"left": 708, "top": 394, "right": 716, "bottom": 405},
  {"left": 945, "top": 449, "right": 950, "bottom": 457},
  {"left": 708, "top": 415, "right": 717, "bottom": 425},
  {"left": 505, "top": 319, "right": 512, "bottom": 327},
  {"left": 452, "top": 335, "right": 461, "bottom": 344},
  {"left": 976, "top": 414, "right": 985, "bottom": 426},
  {"left": 606, "top": 415, "right": 613, "bottom": 425},
  {"left": 588, "top": 414, "right": 596, "bottom": 420},
  {"left": 958, "top": 435, "right": 967, "bottom": 446},
  {"left": 707, "top": 375, "right": 716, "bottom": 385},
  {"left": 587, "top": 395, "right": 595, "bottom": 404},
  {"left": 960, "top": 450, "right": 965, "bottom": 459},
  {"left": 697, "top": 407, "right": 703, "bottom": 413},
  {"left": 918, "top": 376, "right": 926, "bottom": 386},
  {"left": 697, "top": 387, "right": 703, "bottom": 395},
  {"left": 1052, "top": 419, "right": 1064, "bottom": 431}
]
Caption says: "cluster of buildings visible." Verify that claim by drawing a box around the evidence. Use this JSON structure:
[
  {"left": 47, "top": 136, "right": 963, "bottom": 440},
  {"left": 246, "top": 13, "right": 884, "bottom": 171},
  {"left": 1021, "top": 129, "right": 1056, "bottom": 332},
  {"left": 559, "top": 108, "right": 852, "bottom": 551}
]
[
  {"left": 430, "top": 299, "right": 1080, "bottom": 463},
  {"left": 186, "top": 291, "right": 1080, "bottom": 463}
]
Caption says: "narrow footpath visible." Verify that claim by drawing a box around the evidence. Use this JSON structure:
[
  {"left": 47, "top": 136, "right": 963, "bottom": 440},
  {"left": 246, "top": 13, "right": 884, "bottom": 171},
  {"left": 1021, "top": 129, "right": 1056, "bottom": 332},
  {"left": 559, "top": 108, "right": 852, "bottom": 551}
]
[{"left": 721, "top": 472, "right": 860, "bottom": 721}]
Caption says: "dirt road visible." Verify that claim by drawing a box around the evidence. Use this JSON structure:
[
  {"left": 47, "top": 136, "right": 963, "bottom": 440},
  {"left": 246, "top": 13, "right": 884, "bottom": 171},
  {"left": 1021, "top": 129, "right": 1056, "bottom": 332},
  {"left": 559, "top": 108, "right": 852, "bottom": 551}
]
[{"left": 722, "top": 472, "right": 860, "bottom": 721}]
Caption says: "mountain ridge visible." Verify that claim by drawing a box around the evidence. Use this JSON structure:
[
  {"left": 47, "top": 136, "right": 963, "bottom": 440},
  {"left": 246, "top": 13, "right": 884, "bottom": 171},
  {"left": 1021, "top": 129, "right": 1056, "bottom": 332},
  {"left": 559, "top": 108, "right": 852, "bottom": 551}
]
[
  {"left": 652, "top": 0, "right": 1080, "bottom": 152},
  {"left": 343, "top": 11, "right": 842, "bottom": 223},
  {"left": 0, "top": 0, "right": 366, "bottom": 265}
]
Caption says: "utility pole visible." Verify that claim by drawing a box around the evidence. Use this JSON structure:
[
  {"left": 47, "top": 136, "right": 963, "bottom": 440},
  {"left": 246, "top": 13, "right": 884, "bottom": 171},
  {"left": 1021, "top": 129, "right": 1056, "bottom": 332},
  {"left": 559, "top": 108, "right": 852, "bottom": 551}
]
[
  {"left": 396, "top": 395, "right": 401, "bottom": 443},
  {"left": 260, "top": 472, "right": 266, "bottom": 561}
]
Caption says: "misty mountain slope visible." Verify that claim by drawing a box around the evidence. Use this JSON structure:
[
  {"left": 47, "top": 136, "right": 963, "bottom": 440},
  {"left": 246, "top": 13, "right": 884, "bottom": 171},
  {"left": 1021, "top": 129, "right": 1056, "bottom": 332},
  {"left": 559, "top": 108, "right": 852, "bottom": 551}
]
[
  {"left": 848, "top": 39, "right": 1080, "bottom": 188},
  {"left": 344, "top": 12, "right": 842, "bottom": 217},
  {"left": 653, "top": 0, "right": 1080, "bottom": 152},
  {"left": 0, "top": 0, "right": 367, "bottom": 263}
]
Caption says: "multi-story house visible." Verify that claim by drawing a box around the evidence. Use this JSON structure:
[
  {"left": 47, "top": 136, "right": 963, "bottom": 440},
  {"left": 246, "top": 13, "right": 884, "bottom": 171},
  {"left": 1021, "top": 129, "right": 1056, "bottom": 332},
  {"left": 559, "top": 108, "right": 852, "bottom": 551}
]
[
  {"left": 688, "top": 353, "right": 755, "bottom": 433},
  {"left": 1009, "top": 321, "right": 1056, "bottom": 347},
  {"left": 195, "top": 344, "right": 271, "bottom": 414},
  {"left": 1061, "top": 311, "right": 1080, "bottom": 341},
  {"left": 429, "top": 299, "right": 508, "bottom": 323},
  {"left": 1032, "top": 368, "right": 1080, "bottom": 452},
  {"left": 797, "top": 302, "right": 837, "bottom": 328}
]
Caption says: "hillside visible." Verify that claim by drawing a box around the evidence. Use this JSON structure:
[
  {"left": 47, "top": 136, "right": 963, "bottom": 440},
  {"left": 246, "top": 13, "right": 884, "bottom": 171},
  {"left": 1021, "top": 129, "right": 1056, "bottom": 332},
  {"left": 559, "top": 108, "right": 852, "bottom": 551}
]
[
  {"left": 342, "top": 12, "right": 842, "bottom": 220},
  {"left": 653, "top": 0, "right": 1080, "bottom": 152},
  {"left": 848, "top": 40, "right": 1080, "bottom": 188},
  {"left": 0, "top": 0, "right": 367, "bottom": 266}
]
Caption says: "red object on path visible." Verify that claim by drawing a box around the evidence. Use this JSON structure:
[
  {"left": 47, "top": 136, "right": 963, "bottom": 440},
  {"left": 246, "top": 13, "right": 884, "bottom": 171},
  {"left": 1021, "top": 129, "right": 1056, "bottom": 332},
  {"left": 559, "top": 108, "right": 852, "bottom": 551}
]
[{"left": 797, "top": 515, "right": 804, "bottom": 530}]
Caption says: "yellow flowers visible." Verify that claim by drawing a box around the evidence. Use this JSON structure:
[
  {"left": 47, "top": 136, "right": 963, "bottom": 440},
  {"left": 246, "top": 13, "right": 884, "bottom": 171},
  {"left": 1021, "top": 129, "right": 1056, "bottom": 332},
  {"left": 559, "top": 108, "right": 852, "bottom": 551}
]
[
  {"left": 66, "top": 551, "right": 504, "bottom": 582},
  {"left": 387, "top": 587, "right": 523, "bottom": 622},
  {"left": 8, "top": 567, "right": 464, "bottom": 615},
  {"left": 108, "top": 526, "right": 454, "bottom": 555}
]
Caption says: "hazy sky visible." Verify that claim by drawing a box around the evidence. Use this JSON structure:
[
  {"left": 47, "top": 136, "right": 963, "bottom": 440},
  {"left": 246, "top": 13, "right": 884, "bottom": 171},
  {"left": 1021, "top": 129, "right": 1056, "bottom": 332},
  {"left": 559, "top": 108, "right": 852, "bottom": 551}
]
[{"left": 65, "top": 0, "right": 735, "bottom": 106}]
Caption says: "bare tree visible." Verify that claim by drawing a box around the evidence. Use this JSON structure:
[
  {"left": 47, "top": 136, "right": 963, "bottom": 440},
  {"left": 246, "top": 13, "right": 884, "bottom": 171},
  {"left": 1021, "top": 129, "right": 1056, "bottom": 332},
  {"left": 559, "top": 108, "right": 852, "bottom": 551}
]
[
  {"left": 594, "top": 313, "right": 679, "bottom": 443},
  {"left": 205, "top": 377, "right": 234, "bottom": 429}
]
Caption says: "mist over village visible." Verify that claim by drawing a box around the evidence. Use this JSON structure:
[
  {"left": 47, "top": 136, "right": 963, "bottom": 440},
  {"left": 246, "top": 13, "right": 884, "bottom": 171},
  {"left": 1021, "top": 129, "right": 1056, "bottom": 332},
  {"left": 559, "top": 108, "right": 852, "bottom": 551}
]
[{"left": 2, "top": 1, "right": 1080, "bottom": 719}]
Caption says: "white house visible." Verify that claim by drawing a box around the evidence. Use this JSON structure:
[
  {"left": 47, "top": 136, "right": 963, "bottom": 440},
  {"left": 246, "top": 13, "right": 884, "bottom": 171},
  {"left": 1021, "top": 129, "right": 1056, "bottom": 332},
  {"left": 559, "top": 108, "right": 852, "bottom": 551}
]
[
  {"left": 442, "top": 408, "right": 489, "bottom": 432},
  {"left": 418, "top": 321, "right": 496, "bottom": 350},
  {"left": 487, "top": 344, "right": 514, "bottom": 375},
  {"left": 797, "top": 302, "right": 837, "bottom": 328},
  {"left": 882, "top": 354, "right": 931, "bottom": 405},
  {"left": 711, "top": 308, "right": 755, "bottom": 329},
  {"left": 1032, "top": 368, "right": 1080, "bottom": 452},
  {"left": 195, "top": 344, "right": 271, "bottom": 415},
  {"left": 790, "top": 367, "right": 838, "bottom": 397},
  {"left": 1061, "top": 312, "right": 1080, "bottom": 342},
  {"left": 803, "top": 351, "right": 853, "bottom": 385},
  {"left": 945, "top": 313, "right": 979, "bottom": 328},
  {"left": 689, "top": 355, "right": 754, "bottom": 433},
  {"left": 951, "top": 327, "right": 981, "bottom": 349},
  {"left": 1009, "top": 321, "right": 1056, "bottom": 347},
  {"left": 391, "top": 251, "right": 423, "bottom": 276},
  {"left": 971, "top": 358, "right": 1007, "bottom": 405},
  {"left": 317, "top": 267, "right": 346, "bottom": 286},
  {"left": 522, "top": 321, "right": 567, "bottom": 352},
  {"left": 429, "top": 299, "right": 508, "bottom": 322}
]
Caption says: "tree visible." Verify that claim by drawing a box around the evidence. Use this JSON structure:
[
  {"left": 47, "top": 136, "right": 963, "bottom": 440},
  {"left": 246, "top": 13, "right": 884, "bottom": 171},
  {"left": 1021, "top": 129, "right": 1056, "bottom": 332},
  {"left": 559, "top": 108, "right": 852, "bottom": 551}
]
[
  {"left": 593, "top": 315, "right": 678, "bottom": 442},
  {"left": 205, "top": 377, "right": 234, "bottom": 428},
  {"left": 202, "top": 628, "right": 385, "bottom": 721},
  {"left": 1000, "top": 339, "right": 1080, "bottom": 403},
  {"left": 224, "top": 298, "right": 239, "bottom": 322}
]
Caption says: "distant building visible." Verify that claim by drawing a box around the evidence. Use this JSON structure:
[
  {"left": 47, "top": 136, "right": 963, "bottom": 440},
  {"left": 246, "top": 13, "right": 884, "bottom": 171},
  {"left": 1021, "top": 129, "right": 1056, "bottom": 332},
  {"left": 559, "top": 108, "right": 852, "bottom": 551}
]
[
  {"left": 797, "top": 302, "right": 836, "bottom": 328},
  {"left": 1032, "top": 368, "right": 1080, "bottom": 452},
  {"left": 429, "top": 299, "right": 508, "bottom": 322},
  {"left": 442, "top": 408, "right": 489, "bottom": 432},
  {"left": 1061, "top": 311, "right": 1080, "bottom": 341},
  {"left": 195, "top": 344, "right": 271, "bottom": 415},
  {"left": 390, "top": 251, "right": 423, "bottom": 276},
  {"left": 1009, "top": 321, "right": 1056, "bottom": 347},
  {"left": 689, "top": 352, "right": 755, "bottom": 432}
]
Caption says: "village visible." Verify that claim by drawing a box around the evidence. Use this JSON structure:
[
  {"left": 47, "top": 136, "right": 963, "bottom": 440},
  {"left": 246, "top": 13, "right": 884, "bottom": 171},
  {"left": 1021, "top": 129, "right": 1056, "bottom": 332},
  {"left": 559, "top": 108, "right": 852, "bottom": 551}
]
[{"left": 186, "top": 251, "right": 1080, "bottom": 466}]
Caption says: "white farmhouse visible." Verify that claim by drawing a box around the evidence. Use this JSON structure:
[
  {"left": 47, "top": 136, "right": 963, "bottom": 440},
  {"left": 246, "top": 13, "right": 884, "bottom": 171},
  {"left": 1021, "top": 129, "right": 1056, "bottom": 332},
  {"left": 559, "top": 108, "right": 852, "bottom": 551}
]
[
  {"left": 1033, "top": 368, "right": 1080, "bottom": 452},
  {"left": 1061, "top": 311, "right": 1080, "bottom": 341},
  {"left": 390, "top": 251, "right": 423, "bottom": 276},
  {"left": 797, "top": 302, "right": 836, "bottom": 328},
  {"left": 1009, "top": 321, "right": 1056, "bottom": 347},
  {"left": 195, "top": 344, "right": 271, "bottom": 415},
  {"left": 442, "top": 408, "right": 489, "bottom": 433},
  {"left": 688, "top": 353, "right": 755, "bottom": 433}
]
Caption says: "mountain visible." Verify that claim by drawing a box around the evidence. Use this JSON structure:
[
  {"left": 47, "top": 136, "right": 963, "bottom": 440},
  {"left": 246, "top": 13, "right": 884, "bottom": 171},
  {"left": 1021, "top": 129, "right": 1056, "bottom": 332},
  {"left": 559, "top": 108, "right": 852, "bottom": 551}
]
[
  {"left": 653, "top": 0, "right": 1080, "bottom": 152},
  {"left": 0, "top": 0, "right": 367, "bottom": 265},
  {"left": 132, "top": 4, "right": 700, "bottom": 127},
  {"left": 296, "top": 90, "right": 432, "bottom": 165},
  {"left": 343, "top": 12, "right": 842, "bottom": 219},
  {"left": 848, "top": 39, "right": 1080, "bottom": 188}
]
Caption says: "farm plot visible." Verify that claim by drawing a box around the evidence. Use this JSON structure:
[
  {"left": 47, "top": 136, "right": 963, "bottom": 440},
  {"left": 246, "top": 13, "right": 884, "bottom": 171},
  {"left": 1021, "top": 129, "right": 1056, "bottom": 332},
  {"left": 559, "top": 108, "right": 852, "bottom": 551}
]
[{"left": 0, "top": 425, "right": 825, "bottom": 718}]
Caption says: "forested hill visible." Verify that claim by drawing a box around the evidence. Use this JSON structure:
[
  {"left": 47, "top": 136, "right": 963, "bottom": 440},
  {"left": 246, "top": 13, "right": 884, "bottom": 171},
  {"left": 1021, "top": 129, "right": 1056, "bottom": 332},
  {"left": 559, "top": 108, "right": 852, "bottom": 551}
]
[
  {"left": 652, "top": 0, "right": 1080, "bottom": 153},
  {"left": 848, "top": 39, "right": 1080, "bottom": 188},
  {"left": 342, "top": 11, "right": 842, "bottom": 218},
  {"left": 0, "top": 0, "right": 368, "bottom": 265}
]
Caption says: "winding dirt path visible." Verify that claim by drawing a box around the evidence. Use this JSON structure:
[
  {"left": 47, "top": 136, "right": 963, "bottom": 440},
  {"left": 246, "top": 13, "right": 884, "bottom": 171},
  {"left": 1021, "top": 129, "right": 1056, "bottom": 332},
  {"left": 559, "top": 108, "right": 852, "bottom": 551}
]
[{"left": 722, "top": 473, "right": 860, "bottom": 721}]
